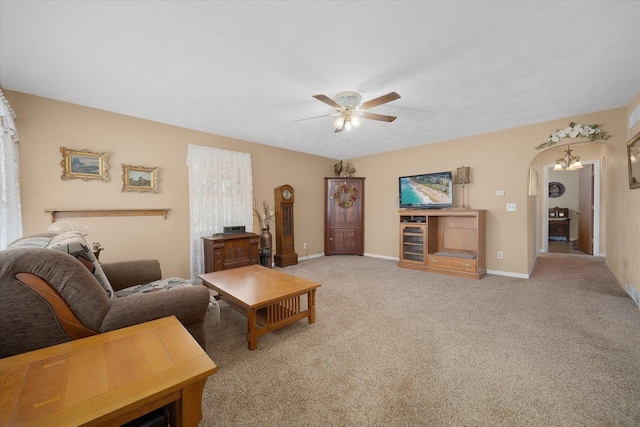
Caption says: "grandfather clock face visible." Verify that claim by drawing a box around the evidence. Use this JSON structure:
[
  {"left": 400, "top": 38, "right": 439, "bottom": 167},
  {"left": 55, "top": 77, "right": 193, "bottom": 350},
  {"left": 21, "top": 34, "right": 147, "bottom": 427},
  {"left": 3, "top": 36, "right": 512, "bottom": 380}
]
[{"left": 274, "top": 184, "right": 298, "bottom": 267}]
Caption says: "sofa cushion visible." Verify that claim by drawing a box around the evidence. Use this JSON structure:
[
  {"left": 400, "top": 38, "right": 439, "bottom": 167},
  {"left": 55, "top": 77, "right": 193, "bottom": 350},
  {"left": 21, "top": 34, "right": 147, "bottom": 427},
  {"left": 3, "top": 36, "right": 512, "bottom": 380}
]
[
  {"left": 115, "top": 277, "right": 220, "bottom": 323},
  {"left": 46, "top": 231, "right": 115, "bottom": 300},
  {"left": 7, "top": 234, "right": 55, "bottom": 249}
]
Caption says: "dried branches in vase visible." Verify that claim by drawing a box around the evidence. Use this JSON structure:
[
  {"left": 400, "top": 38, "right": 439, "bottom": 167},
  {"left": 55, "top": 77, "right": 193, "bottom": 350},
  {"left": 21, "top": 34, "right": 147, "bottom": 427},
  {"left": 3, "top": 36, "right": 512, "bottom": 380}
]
[{"left": 253, "top": 199, "right": 274, "bottom": 229}]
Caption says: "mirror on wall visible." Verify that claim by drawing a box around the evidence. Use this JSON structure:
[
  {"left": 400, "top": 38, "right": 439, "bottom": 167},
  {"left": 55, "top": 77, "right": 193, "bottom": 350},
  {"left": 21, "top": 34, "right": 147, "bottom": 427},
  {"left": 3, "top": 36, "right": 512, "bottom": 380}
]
[{"left": 628, "top": 131, "right": 640, "bottom": 189}]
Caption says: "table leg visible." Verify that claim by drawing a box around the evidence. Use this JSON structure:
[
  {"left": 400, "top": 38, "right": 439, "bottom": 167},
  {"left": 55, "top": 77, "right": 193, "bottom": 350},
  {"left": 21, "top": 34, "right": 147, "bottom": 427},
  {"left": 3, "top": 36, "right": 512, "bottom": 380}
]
[
  {"left": 248, "top": 308, "right": 258, "bottom": 350},
  {"left": 308, "top": 289, "right": 316, "bottom": 324},
  {"left": 168, "top": 380, "right": 205, "bottom": 427}
]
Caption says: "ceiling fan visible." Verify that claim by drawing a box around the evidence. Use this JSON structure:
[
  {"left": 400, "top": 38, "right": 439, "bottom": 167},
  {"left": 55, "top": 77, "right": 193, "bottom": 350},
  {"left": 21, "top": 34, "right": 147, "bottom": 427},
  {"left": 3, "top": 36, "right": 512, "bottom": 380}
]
[{"left": 297, "top": 91, "right": 401, "bottom": 132}]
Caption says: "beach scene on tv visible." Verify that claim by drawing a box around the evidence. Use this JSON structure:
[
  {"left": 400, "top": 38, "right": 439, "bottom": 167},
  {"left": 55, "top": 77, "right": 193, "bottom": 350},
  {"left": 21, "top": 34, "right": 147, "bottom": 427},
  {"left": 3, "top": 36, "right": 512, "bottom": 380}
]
[{"left": 400, "top": 173, "right": 452, "bottom": 206}]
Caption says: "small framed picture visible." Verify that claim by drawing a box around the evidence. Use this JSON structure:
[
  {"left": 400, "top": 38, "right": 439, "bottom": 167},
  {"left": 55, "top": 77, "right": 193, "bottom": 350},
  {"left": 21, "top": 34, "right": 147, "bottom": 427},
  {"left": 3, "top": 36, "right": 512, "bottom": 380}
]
[
  {"left": 627, "top": 131, "right": 640, "bottom": 189},
  {"left": 60, "top": 147, "right": 110, "bottom": 181},
  {"left": 121, "top": 164, "right": 159, "bottom": 193}
]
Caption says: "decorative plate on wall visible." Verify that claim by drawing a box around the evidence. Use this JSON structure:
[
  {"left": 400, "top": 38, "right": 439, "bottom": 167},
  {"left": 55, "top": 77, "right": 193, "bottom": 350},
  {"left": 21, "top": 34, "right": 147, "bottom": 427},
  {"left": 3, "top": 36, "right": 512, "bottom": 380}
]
[{"left": 549, "top": 182, "right": 565, "bottom": 198}]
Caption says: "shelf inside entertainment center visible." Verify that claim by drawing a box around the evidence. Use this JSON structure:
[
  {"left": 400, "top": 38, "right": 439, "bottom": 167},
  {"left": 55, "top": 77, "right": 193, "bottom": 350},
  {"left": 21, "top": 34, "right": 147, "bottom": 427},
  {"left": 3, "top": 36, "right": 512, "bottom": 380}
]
[{"left": 399, "top": 209, "right": 486, "bottom": 279}]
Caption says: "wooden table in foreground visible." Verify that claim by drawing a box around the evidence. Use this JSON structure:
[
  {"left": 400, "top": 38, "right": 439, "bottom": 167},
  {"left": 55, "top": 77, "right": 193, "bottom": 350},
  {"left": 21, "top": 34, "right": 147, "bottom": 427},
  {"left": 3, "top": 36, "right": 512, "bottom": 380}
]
[
  {"left": 199, "top": 265, "right": 320, "bottom": 350},
  {"left": 0, "top": 316, "right": 217, "bottom": 427}
]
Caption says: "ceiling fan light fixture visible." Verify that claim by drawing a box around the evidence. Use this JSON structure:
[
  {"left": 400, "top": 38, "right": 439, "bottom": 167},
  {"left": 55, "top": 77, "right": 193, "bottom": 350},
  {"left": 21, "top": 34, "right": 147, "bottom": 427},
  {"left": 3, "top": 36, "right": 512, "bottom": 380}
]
[
  {"left": 309, "top": 91, "right": 400, "bottom": 133},
  {"left": 335, "top": 92, "right": 362, "bottom": 108}
]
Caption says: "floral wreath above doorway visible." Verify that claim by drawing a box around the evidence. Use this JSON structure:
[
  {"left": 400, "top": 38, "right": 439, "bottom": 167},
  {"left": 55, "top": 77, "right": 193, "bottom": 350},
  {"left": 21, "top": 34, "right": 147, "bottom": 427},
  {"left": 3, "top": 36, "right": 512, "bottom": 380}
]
[
  {"left": 333, "top": 183, "right": 358, "bottom": 209},
  {"left": 535, "top": 122, "right": 610, "bottom": 150}
]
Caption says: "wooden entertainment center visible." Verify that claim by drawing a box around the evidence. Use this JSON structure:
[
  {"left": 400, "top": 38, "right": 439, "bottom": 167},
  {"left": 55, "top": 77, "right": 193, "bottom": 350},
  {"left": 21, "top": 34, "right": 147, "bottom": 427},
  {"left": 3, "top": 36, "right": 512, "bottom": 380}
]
[{"left": 398, "top": 209, "right": 486, "bottom": 279}]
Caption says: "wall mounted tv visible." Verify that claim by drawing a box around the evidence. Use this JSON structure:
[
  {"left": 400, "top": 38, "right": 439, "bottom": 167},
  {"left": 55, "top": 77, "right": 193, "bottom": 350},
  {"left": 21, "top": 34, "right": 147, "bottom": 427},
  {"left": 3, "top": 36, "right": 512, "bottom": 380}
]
[{"left": 399, "top": 171, "right": 453, "bottom": 209}]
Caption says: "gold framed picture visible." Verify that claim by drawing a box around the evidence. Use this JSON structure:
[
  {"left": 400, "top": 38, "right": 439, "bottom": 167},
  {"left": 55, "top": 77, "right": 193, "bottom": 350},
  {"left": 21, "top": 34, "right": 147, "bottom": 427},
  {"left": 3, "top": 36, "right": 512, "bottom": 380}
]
[
  {"left": 121, "top": 164, "right": 159, "bottom": 193},
  {"left": 60, "top": 147, "right": 110, "bottom": 181}
]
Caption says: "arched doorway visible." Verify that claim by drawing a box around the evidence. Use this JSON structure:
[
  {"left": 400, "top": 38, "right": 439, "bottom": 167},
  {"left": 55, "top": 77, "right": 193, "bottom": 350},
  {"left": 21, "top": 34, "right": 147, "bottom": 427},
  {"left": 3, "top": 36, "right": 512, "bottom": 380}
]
[{"left": 533, "top": 142, "right": 602, "bottom": 257}]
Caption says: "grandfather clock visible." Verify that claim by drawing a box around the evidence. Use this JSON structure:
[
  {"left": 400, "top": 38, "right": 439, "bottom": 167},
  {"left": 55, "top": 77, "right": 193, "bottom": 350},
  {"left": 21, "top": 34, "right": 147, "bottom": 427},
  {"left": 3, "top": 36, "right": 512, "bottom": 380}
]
[{"left": 274, "top": 184, "right": 298, "bottom": 267}]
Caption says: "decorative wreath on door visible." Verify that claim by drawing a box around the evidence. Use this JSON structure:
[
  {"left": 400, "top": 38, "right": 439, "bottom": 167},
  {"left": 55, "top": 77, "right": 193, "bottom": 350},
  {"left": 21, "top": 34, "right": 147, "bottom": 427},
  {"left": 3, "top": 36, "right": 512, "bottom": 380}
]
[{"left": 333, "top": 183, "right": 358, "bottom": 209}]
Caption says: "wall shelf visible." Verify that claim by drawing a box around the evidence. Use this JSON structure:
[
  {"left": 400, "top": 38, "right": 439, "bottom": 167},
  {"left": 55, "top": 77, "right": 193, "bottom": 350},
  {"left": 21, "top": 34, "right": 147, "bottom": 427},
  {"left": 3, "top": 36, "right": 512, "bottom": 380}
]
[{"left": 45, "top": 209, "right": 170, "bottom": 223}]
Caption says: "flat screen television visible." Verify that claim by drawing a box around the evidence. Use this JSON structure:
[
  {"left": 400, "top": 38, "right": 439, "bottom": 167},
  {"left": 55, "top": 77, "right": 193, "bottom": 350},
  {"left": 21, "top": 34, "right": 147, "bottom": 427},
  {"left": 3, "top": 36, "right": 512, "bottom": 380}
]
[{"left": 399, "top": 171, "right": 453, "bottom": 209}]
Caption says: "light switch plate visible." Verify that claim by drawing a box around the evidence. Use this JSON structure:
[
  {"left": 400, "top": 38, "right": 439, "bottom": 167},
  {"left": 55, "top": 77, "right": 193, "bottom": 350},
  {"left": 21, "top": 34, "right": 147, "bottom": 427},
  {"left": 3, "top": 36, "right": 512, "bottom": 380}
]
[{"left": 495, "top": 190, "right": 505, "bottom": 196}]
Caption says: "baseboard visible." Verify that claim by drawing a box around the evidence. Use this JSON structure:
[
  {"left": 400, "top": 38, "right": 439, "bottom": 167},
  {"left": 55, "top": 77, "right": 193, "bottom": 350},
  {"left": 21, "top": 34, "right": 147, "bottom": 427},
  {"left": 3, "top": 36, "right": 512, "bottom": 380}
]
[
  {"left": 298, "top": 252, "right": 324, "bottom": 262},
  {"left": 300, "top": 252, "right": 530, "bottom": 278},
  {"left": 486, "top": 269, "right": 530, "bottom": 279},
  {"left": 627, "top": 283, "right": 640, "bottom": 308},
  {"left": 366, "top": 253, "right": 530, "bottom": 278},
  {"left": 363, "top": 253, "right": 398, "bottom": 261}
]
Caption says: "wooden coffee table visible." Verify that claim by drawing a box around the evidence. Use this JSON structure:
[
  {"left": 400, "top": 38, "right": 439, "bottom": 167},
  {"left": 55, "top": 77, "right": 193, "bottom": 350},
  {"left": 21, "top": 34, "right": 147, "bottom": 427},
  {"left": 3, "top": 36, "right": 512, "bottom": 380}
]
[
  {"left": 199, "top": 265, "right": 320, "bottom": 350},
  {"left": 0, "top": 316, "right": 216, "bottom": 427}
]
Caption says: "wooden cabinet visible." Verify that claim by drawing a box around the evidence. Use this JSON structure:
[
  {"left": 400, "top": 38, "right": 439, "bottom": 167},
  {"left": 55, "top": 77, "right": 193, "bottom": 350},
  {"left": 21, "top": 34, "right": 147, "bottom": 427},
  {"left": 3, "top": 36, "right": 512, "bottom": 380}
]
[
  {"left": 325, "top": 177, "right": 364, "bottom": 255},
  {"left": 548, "top": 207, "right": 570, "bottom": 241},
  {"left": 202, "top": 233, "right": 259, "bottom": 272},
  {"left": 398, "top": 209, "right": 486, "bottom": 279}
]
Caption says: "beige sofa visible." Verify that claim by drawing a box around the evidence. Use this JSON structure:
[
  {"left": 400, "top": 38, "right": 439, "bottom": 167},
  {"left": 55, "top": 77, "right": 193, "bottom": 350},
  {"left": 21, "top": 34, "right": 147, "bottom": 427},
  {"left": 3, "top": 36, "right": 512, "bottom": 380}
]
[{"left": 0, "top": 232, "right": 218, "bottom": 358}]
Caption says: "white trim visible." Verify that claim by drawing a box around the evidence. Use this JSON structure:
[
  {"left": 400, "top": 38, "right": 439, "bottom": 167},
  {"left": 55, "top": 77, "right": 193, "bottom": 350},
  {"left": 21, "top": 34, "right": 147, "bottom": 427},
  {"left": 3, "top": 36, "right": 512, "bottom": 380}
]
[
  {"left": 486, "top": 269, "right": 530, "bottom": 279},
  {"left": 304, "top": 253, "right": 531, "bottom": 278},
  {"left": 629, "top": 103, "right": 640, "bottom": 130},
  {"left": 298, "top": 252, "right": 325, "bottom": 262},
  {"left": 364, "top": 253, "right": 399, "bottom": 261}
]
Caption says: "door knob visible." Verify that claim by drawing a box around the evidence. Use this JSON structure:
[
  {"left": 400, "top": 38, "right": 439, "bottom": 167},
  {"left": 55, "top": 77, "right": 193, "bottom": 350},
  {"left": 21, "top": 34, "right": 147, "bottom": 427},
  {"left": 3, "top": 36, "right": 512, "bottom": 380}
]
[{"left": 575, "top": 211, "right": 581, "bottom": 215}]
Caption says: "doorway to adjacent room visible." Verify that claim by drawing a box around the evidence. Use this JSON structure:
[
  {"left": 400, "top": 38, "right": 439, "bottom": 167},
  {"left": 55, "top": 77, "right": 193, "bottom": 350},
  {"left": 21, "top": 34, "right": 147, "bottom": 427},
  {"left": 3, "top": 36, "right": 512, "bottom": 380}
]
[{"left": 542, "top": 160, "right": 600, "bottom": 257}]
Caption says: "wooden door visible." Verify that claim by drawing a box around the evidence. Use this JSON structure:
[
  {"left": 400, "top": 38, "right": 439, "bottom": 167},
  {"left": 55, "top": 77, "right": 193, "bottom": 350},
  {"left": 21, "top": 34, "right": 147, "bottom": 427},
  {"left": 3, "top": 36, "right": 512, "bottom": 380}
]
[
  {"left": 325, "top": 178, "right": 364, "bottom": 255},
  {"left": 577, "top": 164, "right": 594, "bottom": 255}
]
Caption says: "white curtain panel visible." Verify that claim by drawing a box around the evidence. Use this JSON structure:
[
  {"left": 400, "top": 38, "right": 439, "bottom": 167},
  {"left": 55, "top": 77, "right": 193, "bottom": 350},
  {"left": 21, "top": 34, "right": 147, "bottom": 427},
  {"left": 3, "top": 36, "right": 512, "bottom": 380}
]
[
  {"left": 186, "top": 144, "right": 253, "bottom": 282},
  {"left": 0, "top": 90, "right": 22, "bottom": 249}
]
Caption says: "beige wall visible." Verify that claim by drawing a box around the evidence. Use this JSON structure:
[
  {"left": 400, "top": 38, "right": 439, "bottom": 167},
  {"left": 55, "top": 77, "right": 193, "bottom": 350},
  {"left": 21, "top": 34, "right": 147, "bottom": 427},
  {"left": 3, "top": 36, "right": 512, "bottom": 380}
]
[
  {"left": 604, "top": 91, "right": 640, "bottom": 294},
  {"left": 353, "top": 108, "right": 628, "bottom": 276},
  {"left": 7, "top": 89, "right": 639, "bottom": 291},
  {"left": 6, "top": 91, "right": 335, "bottom": 278}
]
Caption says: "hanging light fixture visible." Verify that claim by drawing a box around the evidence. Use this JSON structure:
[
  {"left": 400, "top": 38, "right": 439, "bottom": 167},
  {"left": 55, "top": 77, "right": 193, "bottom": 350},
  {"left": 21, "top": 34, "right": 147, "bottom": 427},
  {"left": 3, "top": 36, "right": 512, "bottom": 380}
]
[{"left": 554, "top": 145, "right": 583, "bottom": 171}]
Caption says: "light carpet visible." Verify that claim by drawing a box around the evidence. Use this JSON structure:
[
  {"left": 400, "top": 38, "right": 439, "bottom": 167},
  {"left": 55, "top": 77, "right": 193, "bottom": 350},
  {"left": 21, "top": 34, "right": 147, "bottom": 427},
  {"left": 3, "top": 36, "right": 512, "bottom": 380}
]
[{"left": 201, "top": 255, "right": 640, "bottom": 426}]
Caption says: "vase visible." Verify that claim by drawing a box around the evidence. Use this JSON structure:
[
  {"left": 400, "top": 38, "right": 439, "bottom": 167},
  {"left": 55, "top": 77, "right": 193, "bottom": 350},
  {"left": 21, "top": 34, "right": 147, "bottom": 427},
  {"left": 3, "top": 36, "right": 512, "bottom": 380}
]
[
  {"left": 260, "top": 227, "right": 272, "bottom": 250},
  {"left": 260, "top": 227, "right": 273, "bottom": 268}
]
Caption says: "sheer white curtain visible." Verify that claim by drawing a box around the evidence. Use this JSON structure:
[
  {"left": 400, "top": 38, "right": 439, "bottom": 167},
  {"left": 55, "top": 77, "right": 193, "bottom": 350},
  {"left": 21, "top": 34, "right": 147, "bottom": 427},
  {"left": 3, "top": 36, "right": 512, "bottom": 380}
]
[
  {"left": 0, "top": 89, "right": 22, "bottom": 249},
  {"left": 186, "top": 144, "right": 253, "bottom": 282}
]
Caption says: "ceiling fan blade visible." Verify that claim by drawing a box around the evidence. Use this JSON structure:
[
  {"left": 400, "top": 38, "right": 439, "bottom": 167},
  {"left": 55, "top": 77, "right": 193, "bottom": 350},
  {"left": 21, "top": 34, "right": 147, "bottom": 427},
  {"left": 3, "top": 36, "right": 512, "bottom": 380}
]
[
  {"left": 312, "top": 94, "right": 342, "bottom": 109},
  {"left": 334, "top": 127, "right": 344, "bottom": 133},
  {"left": 360, "top": 92, "right": 401, "bottom": 110},
  {"left": 294, "top": 113, "right": 334, "bottom": 122},
  {"left": 361, "top": 112, "right": 397, "bottom": 122}
]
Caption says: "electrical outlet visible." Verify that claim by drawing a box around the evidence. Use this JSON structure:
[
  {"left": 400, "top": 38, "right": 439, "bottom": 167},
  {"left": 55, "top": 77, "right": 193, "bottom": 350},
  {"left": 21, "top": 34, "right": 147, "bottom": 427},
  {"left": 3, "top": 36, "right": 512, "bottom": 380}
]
[
  {"left": 497, "top": 251, "right": 503, "bottom": 259},
  {"left": 506, "top": 203, "right": 516, "bottom": 211},
  {"left": 304, "top": 243, "right": 308, "bottom": 249}
]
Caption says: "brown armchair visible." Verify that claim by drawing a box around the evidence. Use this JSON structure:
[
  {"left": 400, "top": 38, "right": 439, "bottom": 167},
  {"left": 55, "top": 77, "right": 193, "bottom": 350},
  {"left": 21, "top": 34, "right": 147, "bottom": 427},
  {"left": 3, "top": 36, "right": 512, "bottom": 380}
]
[{"left": 0, "top": 248, "right": 210, "bottom": 359}]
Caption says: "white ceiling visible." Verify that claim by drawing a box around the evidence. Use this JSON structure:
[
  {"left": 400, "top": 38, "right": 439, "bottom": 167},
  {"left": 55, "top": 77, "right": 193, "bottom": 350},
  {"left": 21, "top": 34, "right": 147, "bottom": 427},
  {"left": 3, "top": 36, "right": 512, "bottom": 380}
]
[{"left": 1, "top": 1, "right": 639, "bottom": 160}]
